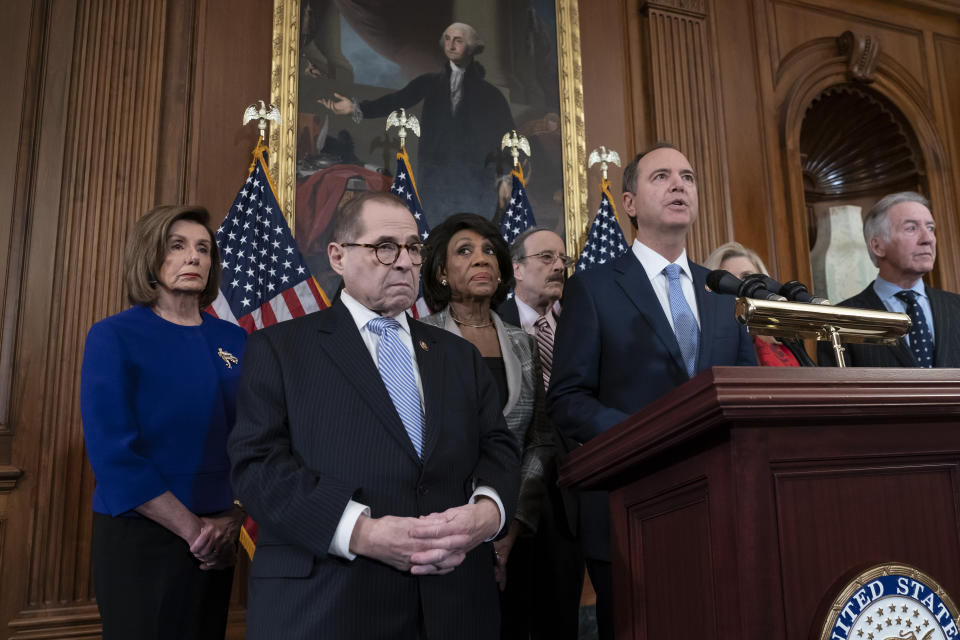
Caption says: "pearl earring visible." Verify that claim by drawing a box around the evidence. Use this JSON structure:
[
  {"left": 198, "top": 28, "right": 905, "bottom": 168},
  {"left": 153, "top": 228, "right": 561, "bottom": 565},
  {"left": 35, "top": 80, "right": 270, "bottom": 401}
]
[{"left": 441, "top": 279, "right": 448, "bottom": 286}]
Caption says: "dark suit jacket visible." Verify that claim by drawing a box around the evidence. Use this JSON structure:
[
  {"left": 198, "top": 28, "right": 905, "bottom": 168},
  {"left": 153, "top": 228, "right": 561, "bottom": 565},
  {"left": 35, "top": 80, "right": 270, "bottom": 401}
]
[
  {"left": 817, "top": 281, "right": 960, "bottom": 367},
  {"left": 546, "top": 252, "right": 756, "bottom": 561},
  {"left": 229, "top": 302, "right": 521, "bottom": 640},
  {"left": 497, "top": 297, "right": 522, "bottom": 327},
  {"left": 359, "top": 61, "right": 513, "bottom": 224}
]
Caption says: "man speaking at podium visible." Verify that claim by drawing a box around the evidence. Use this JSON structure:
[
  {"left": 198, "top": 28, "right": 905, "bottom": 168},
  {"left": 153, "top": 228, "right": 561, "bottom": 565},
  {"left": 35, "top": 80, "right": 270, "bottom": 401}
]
[
  {"left": 820, "top": 191, "right": 960, "bottom": 367},
  {"left": 546, "top": 143, "right": 755, "bottom": 639}
]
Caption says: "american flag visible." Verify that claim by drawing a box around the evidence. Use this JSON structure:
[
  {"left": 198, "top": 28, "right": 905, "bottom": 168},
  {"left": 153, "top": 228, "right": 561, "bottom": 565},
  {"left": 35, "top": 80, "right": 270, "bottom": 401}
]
[
  {"left": 391, "top": 148, "right": 430, "bottom": 242},
  {"left": 499, "top": 167, "right": 537, "bottom": 245},
  {"left": 206, "top": 141, "right": 329, "bottom": 560},
  {"left": 575, "top": 177, "right": 629, "bottom": 272},
  {"left": 390, "top": 148, "right": 431, "bottom": 318},
  {"left": 207, "top": 142, "right": 329, "bottom": 332}
]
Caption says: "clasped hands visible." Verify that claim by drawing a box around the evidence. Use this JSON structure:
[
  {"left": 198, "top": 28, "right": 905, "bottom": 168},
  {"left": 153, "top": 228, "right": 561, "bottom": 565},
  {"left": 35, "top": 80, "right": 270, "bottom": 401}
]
[
  {"left": 350, "top": 498, "right": 501, "bottom": 575},
  {"left": 189, "top": 509, "right": 244, "bottom": 571}
]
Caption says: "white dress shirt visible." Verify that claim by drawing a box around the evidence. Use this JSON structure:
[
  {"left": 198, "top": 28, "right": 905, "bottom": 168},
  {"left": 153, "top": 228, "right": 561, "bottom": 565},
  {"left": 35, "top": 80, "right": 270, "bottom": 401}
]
[
  {"left": 328, "top": 292, "right": 504, "bottom": 560},
  {"left": 514, "top": 295, "right": 558, "bottom": 336},
  {"left": 631, "top": 239, "right": 700, "bottom": 331},
  {"left": 449, "top": 61, "right": 465, "bottom": 112},
  {"left": 872, "top": 276, "right": 935, "bottom": 346}
]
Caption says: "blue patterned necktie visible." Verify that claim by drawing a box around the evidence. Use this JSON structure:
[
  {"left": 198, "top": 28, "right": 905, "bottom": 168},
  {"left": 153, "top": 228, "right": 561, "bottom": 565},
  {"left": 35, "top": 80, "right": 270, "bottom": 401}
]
[
  {"left": 663, "top": 264, "right": 700, "bottom": 378},
  {"left": 894, "top": 290, "right": 934, "bottom": 368},
  {"left": 366, "top": 317, "right": 425, "bottom": 457}
]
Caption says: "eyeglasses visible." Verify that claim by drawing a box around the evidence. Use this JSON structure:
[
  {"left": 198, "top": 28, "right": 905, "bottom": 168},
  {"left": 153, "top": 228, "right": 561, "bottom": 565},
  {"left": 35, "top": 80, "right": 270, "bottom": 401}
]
[
  {"left": 518, "top": 251, "right": 574, "bottom": 268},
  {"left": 340, "top": 241, "right": 425, "bottom": 266}
]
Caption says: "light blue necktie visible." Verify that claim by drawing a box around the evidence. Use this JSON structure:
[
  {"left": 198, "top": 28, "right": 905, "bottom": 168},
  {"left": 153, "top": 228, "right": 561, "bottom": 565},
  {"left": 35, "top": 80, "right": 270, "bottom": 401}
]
[
  {"left": 664, "top": 264, "right": 700, "bottom": 378},
  {"left": 895, "top": 290, "right": 934, "bottom": 368},
  {"left": 367, "top": 317, "right": 425, "bottom": 457}
]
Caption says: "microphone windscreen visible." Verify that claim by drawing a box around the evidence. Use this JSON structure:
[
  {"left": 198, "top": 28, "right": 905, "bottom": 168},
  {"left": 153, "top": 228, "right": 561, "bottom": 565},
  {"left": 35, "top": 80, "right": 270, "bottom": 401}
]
[{"left": 706, "top": 270, "right": 743, "bottom": 296}]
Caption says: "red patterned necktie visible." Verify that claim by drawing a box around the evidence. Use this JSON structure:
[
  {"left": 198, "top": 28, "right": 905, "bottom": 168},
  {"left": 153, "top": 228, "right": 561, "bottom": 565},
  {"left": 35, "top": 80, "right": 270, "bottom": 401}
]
[{"left": 534, "top": 316, "right": 554, "bottom": 390}]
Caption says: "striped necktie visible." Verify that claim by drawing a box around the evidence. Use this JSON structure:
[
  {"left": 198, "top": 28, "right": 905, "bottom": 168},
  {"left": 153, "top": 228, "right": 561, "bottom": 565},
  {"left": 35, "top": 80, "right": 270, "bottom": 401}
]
[
  {"left": 366, "top": 316, "right": 425, "bottom": 457},
  {"left": 663, "top": 264, "right": 700, "bottom": 378},
  {"left": 894, "top": 290, "right": 934, "bottom": 368},
  {"left": 534, "top": 315, "right": 554, "bottom": 390}
]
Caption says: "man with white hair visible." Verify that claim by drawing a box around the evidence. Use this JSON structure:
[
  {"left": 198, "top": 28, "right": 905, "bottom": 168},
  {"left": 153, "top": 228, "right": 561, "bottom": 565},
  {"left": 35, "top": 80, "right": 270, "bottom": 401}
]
[
  {"left": 321, "top": 22, "right": 514, "bottom": 224},
  {"left": 821, "top": 191, "right": 960, "bottom": 367}
]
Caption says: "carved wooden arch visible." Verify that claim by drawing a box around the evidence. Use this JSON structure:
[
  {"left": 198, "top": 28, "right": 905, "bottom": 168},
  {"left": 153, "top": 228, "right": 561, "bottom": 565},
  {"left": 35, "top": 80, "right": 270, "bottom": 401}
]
[{"left": 775, "top": 35, "right": 959, "bottom": 290}]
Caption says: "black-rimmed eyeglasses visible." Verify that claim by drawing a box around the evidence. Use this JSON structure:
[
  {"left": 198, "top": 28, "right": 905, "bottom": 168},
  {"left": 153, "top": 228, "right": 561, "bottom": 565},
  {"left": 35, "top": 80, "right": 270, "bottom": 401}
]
[
  {"left": 518, "top": 251, "right": 574, "bottom": 268},
  {"left": 340, "top": 241, "right": 425, "bottom": 266}
]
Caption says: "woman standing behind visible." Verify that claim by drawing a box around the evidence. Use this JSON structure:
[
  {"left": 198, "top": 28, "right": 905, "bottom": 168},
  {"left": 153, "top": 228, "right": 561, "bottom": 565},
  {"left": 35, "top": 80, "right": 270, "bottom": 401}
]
[
  {"left": 421, "top": 213, "right": 555, "bottom": 637},
  {"left": 704, "top": 241, "right": 800, "bottom": 367},
  {"left": 80, "top": 205, "right": 247, "bottom": 639}
]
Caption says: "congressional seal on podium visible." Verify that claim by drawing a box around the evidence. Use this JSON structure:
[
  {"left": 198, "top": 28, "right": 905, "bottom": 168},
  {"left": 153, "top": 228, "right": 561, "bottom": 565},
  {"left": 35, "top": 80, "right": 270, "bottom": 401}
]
[{"left": 817, "top": 563, "right": 959, "bottom": 640}]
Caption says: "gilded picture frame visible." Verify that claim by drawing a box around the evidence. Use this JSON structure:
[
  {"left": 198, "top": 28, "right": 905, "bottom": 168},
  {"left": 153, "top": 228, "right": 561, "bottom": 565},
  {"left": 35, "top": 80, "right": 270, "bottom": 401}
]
[{"left": 268, "top": 0, "right": 586, "bottom": 286}]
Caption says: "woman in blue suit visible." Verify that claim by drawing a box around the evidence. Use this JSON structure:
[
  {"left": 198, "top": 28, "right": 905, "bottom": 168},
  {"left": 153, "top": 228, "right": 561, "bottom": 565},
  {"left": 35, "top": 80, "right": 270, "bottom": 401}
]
[
  {"left": 421, "top": 213, "right": 556, "bottom": 638},
  {"left": 80, "top": 205, "right": 246, "bottom": 640}
]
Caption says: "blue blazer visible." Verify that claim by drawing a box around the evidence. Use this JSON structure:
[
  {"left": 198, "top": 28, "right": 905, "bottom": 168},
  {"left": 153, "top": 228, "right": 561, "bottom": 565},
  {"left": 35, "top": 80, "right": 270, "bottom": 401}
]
[
  {"left": 229, "top": 302, "right": 520, "bottom": 639},
  {"left": 546, "top": 251, "right": 755, "bottom": 560}
]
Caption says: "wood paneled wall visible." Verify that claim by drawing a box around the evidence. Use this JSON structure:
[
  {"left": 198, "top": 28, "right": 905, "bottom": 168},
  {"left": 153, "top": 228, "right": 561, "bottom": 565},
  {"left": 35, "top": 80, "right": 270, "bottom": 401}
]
[
  {"left": 2, "top": 0, "right": 959, "bottom": 637},
  {"left": 0, "top": 1, "right": 269, "bottom": 637}
]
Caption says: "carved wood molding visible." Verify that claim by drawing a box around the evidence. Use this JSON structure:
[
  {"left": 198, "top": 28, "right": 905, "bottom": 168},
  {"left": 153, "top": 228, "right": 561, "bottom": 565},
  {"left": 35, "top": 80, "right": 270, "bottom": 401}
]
[
  {"left": 801, "top": 86, "right": 922, "bottom": 200},
  {"left": 774, "top": 27, "right": 958, "bottom": 289},
  {"left": 6, "top": 0, "right": 169, "bottom": 625},
  {"left": 641, "top": 0, "right": 706, "bottom": 18},
  {"left": 836, "top": 30, "right": 880, "bottom": 83},
  {"left": 0, "top": 466, "right": 23, "bottom": 493},
  {"left": 7, "top": 604, "right": 101, "bottom": 640},
  {"left": 642, "top": 0, "right": 732, "bottom": 260}
]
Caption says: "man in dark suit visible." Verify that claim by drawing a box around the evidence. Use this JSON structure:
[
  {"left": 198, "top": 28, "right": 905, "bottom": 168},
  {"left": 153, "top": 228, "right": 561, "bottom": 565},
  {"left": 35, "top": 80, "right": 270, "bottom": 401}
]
[
  {"left": 500, "top": 227, "right": 566, "bottom": 331},
  {"left": 498, "top": 227, "right": 583, "bottom": 639},
  {"left": 229, "top": 191, "right": 521, "bottom": 639},
  {"left": 546, "top": 143, "right": 756, "bottom": 640},
  {"left": 320, "top": 23, "right": 514, "bottom": 225},
  {"left": 819, "top": 191, "right": 960, "bottom": 367}
]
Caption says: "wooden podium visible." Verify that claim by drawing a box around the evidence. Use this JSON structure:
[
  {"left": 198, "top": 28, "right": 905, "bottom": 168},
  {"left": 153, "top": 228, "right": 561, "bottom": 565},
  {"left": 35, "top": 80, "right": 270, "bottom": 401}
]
[{"left": 560, "top": 367, "right": 960, "bottom": 640}]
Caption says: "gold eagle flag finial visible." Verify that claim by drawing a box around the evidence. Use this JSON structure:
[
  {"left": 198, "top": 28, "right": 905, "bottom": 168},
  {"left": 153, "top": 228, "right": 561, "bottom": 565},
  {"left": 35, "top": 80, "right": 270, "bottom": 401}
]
[
  {"left": 386, "top": 108, "right": 421, "bottom": 150},
  {"left": 588, "top": 146, "right": 621, "bottom": 181},
  {"left": 242, "top": 100, "right": 282, "bottom": 142},
  {"left": 501, "top": 130, "right": 531, "bottom": 169}
]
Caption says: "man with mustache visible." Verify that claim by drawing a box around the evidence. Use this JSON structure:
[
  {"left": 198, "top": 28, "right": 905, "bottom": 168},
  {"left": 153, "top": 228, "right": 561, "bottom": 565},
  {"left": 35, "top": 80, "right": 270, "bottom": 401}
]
[
  {"left": 546, "top": 143, "right": 755, "bottom": 640},
  {"left": 497, "top": 227, "right": 583, "bottom": 639},
  {"left": 819, "top": 191, "right": 960, "bottom": 367}
]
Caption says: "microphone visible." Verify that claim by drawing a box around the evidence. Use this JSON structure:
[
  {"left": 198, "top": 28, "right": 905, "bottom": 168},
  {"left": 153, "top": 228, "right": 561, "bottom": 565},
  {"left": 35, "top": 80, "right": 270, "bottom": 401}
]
[
  {"left": 738, "top": 273, "right": 788, "bottom": 302},
  {"left": 706, "top": 269, "right": 745, "bottom": 297},
  {"left": 706, "top": 270, "right": 788, "bottom": 302},
  {"left": 779, "top": 280, "right": 830, "bottom": 305}
]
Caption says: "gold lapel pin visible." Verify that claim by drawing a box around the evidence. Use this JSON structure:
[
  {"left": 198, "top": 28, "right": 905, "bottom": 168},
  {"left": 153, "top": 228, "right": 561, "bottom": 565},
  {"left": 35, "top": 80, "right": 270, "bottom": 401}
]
[
  {"left": 418, "top": 340, "right": 429, "bottom": 351},
  {"left": 218, "top": 348, "right": 239, "bottom": 369}
]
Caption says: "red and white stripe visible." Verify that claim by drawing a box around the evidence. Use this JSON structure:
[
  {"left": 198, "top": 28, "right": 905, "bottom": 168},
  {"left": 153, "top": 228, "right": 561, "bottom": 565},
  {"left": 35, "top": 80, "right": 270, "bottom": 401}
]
[{"left": 206, "top": 278, "right": 329, "bottom": 333}]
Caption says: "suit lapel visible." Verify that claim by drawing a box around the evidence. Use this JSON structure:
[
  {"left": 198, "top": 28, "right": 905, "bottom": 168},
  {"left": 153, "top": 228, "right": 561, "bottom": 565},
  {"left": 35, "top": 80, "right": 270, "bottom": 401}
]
[
  {"left": 613, "top": 254, "right": 686, "bottom": 373},
  {"left": 691, "top": 264, "right": 716, "bottom": 370},
  {"left": 409, "top": 319, "right": 443, "bottom": 462},
  {"left": 859, "top": 285, "right": 916, "bottom": 366},
  {"left": 928, "top": 287, "right": 953, "bottom": 367},
  {"left": 317, "top": 304, "right": 421, "bottom": 464}
]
